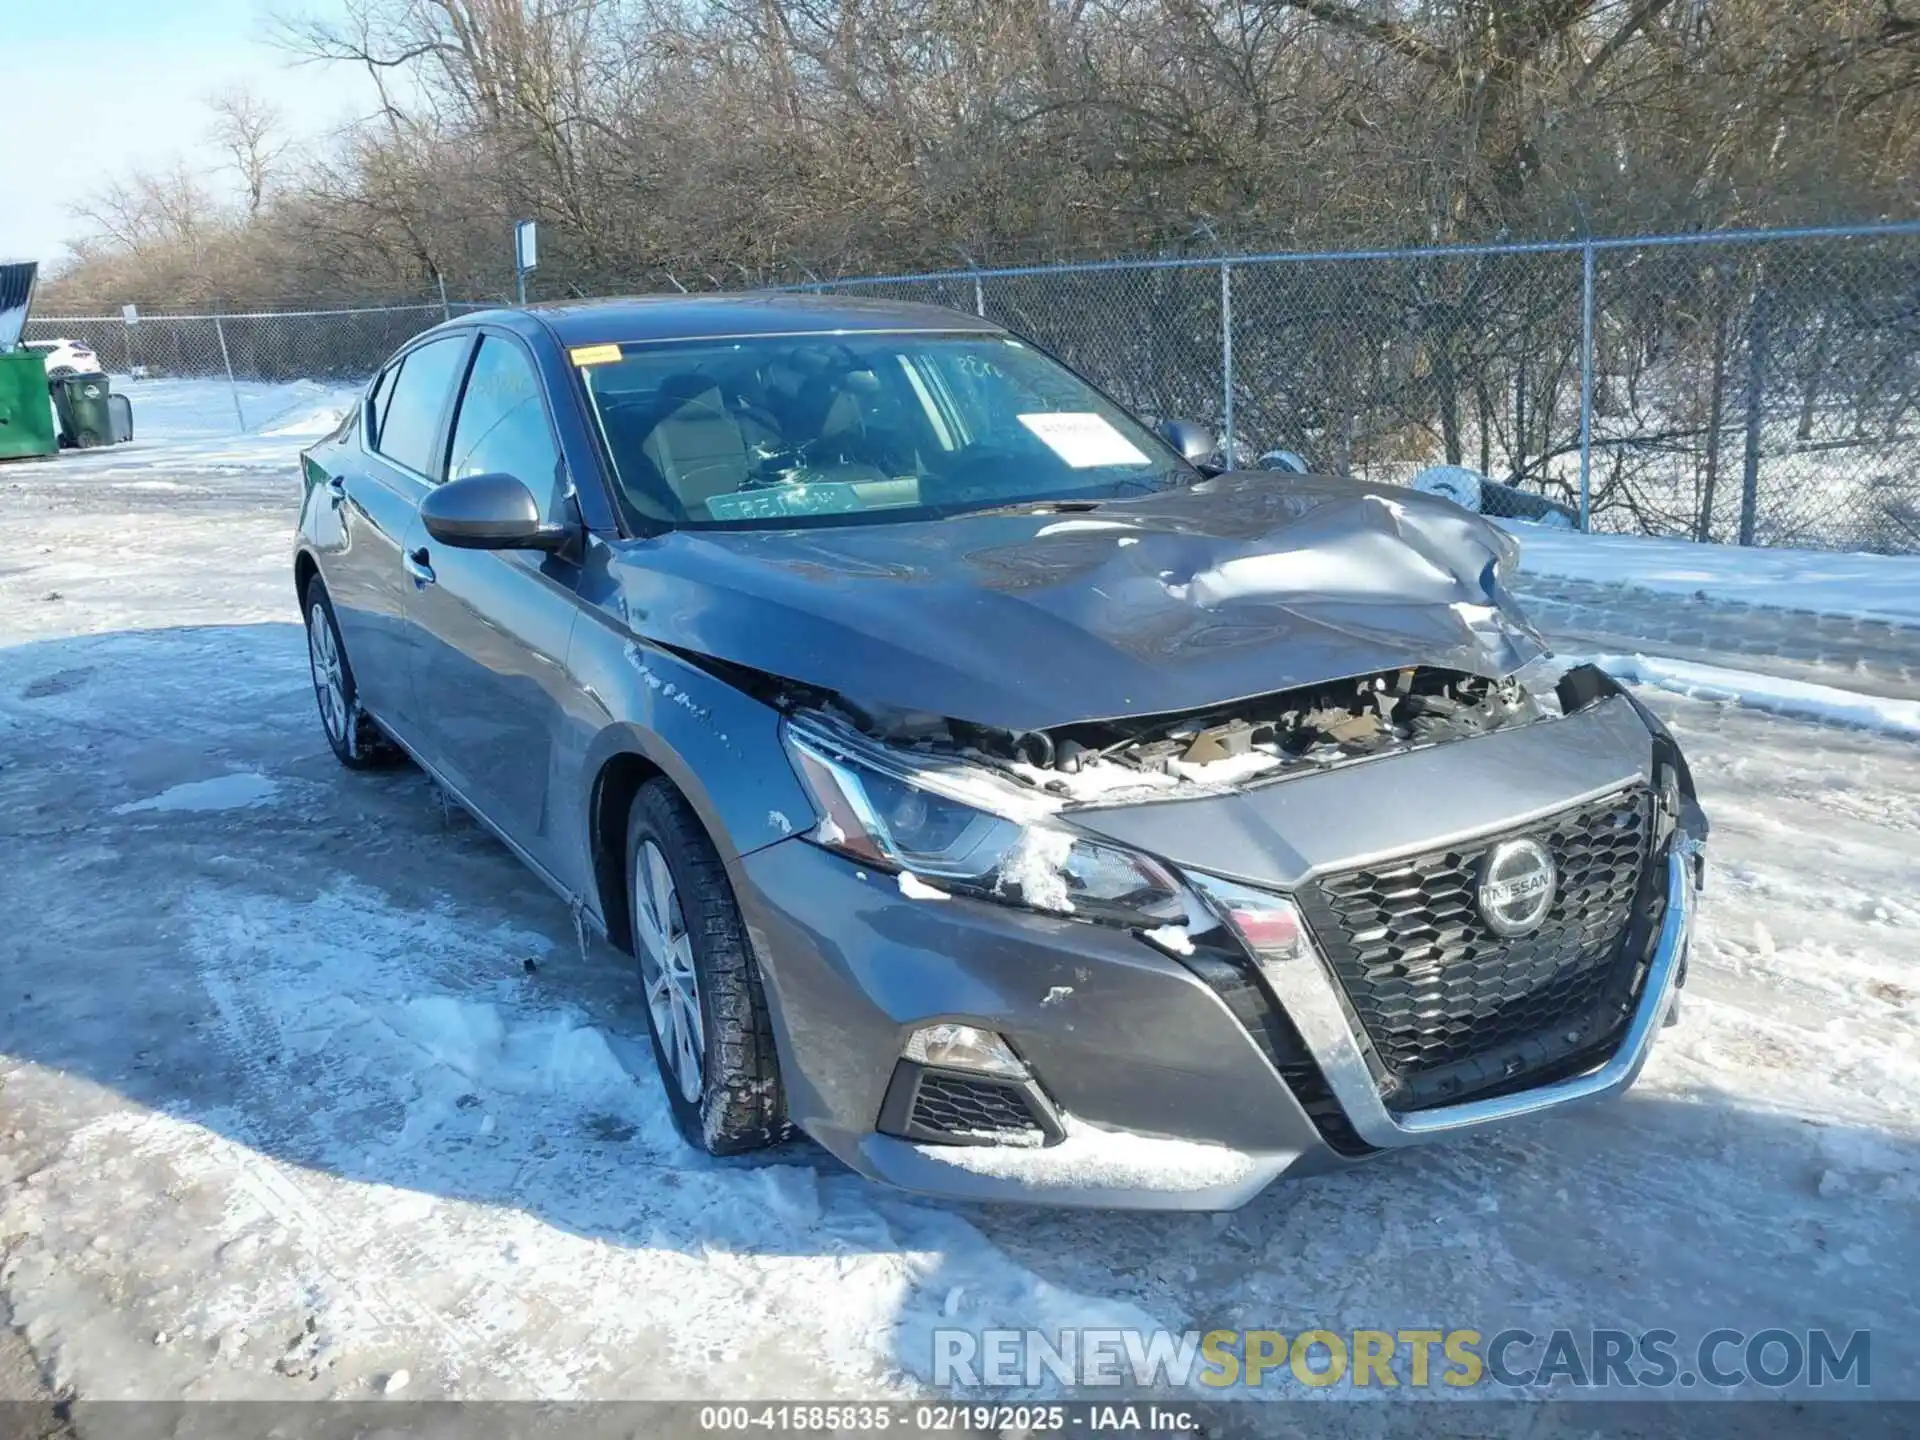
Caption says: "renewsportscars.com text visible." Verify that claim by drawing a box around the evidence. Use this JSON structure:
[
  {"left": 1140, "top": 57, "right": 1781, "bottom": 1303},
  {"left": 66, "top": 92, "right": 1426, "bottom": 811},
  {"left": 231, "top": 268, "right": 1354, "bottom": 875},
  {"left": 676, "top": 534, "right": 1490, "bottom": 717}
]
[{"left": 932, "top": 1326, "right": 1872, "bottom": 1391}]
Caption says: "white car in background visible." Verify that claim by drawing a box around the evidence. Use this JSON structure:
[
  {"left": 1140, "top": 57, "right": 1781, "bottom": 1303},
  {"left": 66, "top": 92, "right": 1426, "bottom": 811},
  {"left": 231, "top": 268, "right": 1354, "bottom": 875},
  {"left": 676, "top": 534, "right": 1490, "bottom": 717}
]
[{"left": 24, "top": 337, "right": 105, "bottom": 378}]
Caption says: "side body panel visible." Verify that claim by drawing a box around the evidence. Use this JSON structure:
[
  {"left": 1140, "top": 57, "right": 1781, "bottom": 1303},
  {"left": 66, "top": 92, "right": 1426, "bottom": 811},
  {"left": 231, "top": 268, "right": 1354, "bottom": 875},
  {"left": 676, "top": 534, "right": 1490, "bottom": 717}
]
[
  {"left": 403, "top": 326, "right": 596, "bottom": 880},
  {"left": 406, "top": 533, "right": 585, "bottom": 880},
  {"left": 303, "top": 411, "right": 421, "bottom": 727}
]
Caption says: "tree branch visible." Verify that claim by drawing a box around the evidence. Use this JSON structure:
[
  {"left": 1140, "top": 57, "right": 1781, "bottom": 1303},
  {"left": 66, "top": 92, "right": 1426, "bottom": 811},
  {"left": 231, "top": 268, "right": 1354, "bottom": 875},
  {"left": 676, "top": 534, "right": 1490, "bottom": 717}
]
[
  {"left": 1265, "top": 0, "right": 1451, "bottom": 69},
  {"left": 1573, "top": 0, "right": 1679, "bottom": 99}
]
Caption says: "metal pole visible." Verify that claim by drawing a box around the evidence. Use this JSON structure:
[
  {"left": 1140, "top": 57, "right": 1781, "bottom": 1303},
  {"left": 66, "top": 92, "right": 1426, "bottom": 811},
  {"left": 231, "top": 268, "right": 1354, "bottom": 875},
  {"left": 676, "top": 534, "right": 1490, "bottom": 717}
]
[
  {"left": 437, "top": 270, "right": 451, "bottom": 323},
  {"left": 973, "top": 273, "right": 986, "bottom": 318},
  {"left": 213, "top": 313, "right": 246, "bottom": 432},
  {"left": 1738, "top": 278, "right": 1769, "bottom": 547},
  {"left": 1577, "top": 243, "right": 1595, "bottom": 531},
  {"left": 1220, "top": 261, "right": 1235, "bottom": 464},
  {"left": 516, "top": 268, "right": 527, "bottom": 306}
]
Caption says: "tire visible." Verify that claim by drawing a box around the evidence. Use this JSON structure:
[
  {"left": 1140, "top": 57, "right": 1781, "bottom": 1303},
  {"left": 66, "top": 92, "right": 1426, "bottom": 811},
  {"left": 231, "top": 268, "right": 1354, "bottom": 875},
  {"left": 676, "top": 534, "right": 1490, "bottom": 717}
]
[
  {"left": 302, "top": 578, "right": 399, "bottom": 769},
  {"left": 625, "top": 778, "right": 788, "bottom": 1154}
]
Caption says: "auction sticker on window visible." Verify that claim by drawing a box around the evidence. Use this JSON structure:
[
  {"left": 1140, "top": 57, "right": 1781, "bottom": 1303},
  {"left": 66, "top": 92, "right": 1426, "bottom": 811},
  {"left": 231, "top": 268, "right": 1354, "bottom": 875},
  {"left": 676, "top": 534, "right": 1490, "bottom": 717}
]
[{"left": 1017, "top": 412, "right": 1151, "bottom": 468}]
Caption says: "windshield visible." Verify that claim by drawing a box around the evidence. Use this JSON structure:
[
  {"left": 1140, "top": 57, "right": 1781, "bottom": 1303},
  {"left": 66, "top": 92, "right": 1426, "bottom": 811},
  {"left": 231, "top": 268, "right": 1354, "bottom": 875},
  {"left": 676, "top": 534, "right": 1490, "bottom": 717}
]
[{"left": 574, "top": 332, "right": 1194, "bottom": 529}]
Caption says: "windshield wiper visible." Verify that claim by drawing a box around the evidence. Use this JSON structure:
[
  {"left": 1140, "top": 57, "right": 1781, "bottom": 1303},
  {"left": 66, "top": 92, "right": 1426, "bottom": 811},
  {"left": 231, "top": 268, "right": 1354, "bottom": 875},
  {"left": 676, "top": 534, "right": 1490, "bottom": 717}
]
[{"left": 954, "top": 498, "right": 1106, "bottom": 518}]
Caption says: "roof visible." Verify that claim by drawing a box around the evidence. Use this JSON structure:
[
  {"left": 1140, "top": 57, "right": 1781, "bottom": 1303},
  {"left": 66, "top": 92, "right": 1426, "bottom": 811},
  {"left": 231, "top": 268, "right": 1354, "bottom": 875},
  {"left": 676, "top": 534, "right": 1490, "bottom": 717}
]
[{"left": 505, "top": 291, "right": 1003, "bottom": 345}]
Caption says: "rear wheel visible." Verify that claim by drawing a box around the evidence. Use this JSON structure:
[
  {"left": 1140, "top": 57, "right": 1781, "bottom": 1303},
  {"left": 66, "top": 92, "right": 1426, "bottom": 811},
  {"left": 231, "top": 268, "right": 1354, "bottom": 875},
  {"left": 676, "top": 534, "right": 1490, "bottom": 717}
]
[
  {"left": 626, "top": 778, "right": 787, "bottom": 1154},
  {"left": 303, "top": 579, "right": 398, "bottom": 769}
]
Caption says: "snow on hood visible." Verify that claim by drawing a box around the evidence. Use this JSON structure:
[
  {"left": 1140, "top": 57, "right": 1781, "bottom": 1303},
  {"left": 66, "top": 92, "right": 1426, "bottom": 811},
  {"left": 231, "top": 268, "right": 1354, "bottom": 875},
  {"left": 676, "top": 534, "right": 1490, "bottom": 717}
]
[{"left": 611, "top": 472, "right": 1544, "bottom": 732}]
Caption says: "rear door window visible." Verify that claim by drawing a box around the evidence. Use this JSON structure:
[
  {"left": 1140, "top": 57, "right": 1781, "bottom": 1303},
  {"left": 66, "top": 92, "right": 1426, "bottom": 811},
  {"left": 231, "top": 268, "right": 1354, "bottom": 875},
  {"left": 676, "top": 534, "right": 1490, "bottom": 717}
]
[{"left": 373, "top": 335, "right": 469, "bottom": 477}]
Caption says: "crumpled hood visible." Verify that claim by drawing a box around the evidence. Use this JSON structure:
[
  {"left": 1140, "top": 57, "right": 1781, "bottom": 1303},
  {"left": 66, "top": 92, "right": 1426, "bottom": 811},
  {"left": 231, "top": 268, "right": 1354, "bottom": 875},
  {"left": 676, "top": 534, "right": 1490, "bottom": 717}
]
[{"left": 610, "top": 472, "right": 1545, "bottom": 732}]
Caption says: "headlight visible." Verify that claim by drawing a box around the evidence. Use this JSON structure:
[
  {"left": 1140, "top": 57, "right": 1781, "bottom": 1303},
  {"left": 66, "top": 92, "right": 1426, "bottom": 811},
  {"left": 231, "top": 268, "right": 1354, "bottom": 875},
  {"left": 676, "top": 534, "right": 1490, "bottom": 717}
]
[{"left": 783, "top": 716, "right": 1191, "bottom": 928}]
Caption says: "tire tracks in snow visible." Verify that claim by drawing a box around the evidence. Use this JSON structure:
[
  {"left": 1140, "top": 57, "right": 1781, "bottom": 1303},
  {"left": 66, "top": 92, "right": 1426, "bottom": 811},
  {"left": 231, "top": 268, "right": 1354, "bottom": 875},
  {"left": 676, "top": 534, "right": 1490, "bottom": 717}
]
[{"left": 195, "top": 962, "right": 534, "bottom": 1394}]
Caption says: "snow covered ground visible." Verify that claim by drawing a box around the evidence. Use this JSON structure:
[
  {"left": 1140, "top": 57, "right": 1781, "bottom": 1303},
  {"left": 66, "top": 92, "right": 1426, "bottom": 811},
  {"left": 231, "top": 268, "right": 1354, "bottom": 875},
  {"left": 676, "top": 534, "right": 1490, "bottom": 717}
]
[
  {"left": 1504, "top": 519, "right": 1920, "bottom": 627},
  {"left": 0, "top": 381, "right": 1915, "bottom": 1411}
]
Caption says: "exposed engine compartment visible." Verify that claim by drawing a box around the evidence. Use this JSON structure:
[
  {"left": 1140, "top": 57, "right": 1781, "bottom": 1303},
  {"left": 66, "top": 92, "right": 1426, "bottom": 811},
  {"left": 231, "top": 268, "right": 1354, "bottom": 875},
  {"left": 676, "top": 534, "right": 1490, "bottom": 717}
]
[{"left": 821, "top": 665, "right": 1558, "bottom": 805}]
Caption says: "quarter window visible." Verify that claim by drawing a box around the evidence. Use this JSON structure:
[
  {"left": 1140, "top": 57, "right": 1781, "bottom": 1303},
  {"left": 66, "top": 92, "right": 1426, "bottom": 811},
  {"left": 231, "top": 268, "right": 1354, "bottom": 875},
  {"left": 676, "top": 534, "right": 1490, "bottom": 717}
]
[
  {"left": 373, "top": 335, "right": 469, "bottom": 476},
  {"left": 364, "top": 365, "right": 395, "bottom": 447},
  {"left": 446, "top": 337, "right": 563, "bottom": 512}
]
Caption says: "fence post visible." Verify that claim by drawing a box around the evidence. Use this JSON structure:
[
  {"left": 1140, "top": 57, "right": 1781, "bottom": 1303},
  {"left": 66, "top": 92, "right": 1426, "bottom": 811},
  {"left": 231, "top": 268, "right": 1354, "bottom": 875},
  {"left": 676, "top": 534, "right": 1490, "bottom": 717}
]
[
  {"left": 1578, "top": 242, "right": 1595, "bottom": 531},
  {"left": 1738, "top": 277, "right": 1769, "bottom": 547},
  {"left": 212, "top": 312, "right": 246, "bottom": 433},
  {"left": 437, "top": 271, "right": 451, "bottom": 323},
  {"left": 1220, "top": 260, "right": 1235, "bottom": 464},
  {"left": 973, "top": 273, "right": 986, "bottom": 319}
]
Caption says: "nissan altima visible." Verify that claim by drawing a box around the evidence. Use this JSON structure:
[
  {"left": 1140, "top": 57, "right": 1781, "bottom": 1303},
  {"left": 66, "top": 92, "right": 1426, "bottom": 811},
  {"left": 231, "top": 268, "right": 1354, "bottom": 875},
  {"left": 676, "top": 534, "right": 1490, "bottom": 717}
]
[{"left": 294, "top": 294, "right": 1707, "bottom": 1209}]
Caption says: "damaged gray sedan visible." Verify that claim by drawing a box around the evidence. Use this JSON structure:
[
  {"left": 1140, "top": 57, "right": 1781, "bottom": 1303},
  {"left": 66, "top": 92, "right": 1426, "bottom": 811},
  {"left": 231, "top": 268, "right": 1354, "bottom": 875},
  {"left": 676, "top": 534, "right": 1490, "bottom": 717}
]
[{"left": 294, "top": 294, "right": 1707, "bottom": 1209}]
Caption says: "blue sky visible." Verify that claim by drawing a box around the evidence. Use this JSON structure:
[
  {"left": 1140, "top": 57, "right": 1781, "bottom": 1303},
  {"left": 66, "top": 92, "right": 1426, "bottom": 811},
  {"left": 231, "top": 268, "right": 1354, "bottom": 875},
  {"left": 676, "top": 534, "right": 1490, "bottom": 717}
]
[{"left": 0, "top": 0, "right": 379, "bottom": 266}]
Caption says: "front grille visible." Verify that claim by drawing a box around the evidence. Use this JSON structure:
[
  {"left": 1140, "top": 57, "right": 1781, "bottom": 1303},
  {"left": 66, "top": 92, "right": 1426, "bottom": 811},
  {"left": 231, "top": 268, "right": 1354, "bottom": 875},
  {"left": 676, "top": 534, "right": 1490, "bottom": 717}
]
[{"left": 1295, "top": 786, "right": 1654, "bottom": 1109}]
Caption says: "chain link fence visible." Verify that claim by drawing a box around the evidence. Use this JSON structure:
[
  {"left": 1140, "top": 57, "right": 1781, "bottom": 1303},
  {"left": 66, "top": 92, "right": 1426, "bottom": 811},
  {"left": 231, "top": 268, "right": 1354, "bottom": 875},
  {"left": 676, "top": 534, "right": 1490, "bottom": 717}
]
[
  {"left": 805, "top": 224, "right": 1920, "bottom": 554},
  {"left": 21, "top": 300, "right": 493, "bottom": 431},
  {"left": 24, "top": 224, "right": 1919, "bottom": 551}
]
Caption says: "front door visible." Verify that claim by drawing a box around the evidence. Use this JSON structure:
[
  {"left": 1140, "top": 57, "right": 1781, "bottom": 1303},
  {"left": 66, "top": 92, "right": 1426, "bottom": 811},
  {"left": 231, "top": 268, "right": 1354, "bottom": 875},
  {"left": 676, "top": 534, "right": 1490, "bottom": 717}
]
[
  {"left": 335, "top": 332, "right": 474, "bottom": 736},
  {"left": 404, "top": 331, "right": 583, "bottom": 877}
]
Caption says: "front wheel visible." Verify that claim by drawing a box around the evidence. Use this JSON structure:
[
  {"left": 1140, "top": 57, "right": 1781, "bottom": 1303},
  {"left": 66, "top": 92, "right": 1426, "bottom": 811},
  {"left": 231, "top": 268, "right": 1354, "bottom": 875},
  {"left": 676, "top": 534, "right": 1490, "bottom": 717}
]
[{"left": 626, "top": 778, "right": 788, "bottom": 1154}]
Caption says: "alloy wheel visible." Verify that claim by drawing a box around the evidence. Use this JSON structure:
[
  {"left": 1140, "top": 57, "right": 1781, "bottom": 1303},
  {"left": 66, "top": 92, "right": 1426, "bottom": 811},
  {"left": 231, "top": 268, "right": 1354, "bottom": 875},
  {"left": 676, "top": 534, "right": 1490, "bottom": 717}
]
[
  {"left": 634, "top": 839, "right": 705, "bottom": 1104},
  {"left": 307, "top": 602, "right": 348, "bottom": 746}
]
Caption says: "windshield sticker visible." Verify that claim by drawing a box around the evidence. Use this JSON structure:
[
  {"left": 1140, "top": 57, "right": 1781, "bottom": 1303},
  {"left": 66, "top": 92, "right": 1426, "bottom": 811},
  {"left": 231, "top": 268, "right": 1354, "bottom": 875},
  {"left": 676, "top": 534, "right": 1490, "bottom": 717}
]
[
  {"left": 1017, "top": 412, "right": 1151, "bottom": 468},
  {"left": 569, "top": 343, "right": 624, "bottom": 367},
  {"left": 704, "top": 482, "right": 862, "bottom": 521}
]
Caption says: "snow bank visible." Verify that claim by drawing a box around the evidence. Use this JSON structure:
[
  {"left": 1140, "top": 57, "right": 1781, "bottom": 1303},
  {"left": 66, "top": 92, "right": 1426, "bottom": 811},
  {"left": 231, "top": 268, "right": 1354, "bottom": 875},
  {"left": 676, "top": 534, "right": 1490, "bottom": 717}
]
[
  {"left": 108, "top": 375, "right": 358, "bottom": 443},
  {"left": 1507, "top": 521, "right": 1920, "bottom": 627},
  {"left": 260, "top": 405, "right": 349, "bottom": 438},
  {"left": 1582, "top": 652, "right": 1920, "bottom": 738}
]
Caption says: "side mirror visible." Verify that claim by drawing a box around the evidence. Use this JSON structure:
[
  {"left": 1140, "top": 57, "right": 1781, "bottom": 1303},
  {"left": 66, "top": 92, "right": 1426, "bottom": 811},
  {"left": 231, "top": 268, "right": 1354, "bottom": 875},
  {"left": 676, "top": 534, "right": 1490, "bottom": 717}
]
[
  {"left": 420, "top": 472, "right": 571, "bottom": 551},
  {"left": 1157, "top": 419, "right": 1216, "bottom": 466}
]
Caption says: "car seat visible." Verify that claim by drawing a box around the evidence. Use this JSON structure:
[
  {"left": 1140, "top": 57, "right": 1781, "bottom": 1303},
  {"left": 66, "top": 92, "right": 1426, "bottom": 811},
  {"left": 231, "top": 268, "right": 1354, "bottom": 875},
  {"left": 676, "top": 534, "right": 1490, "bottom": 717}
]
[{"left": 640, "top": 375, "right": 751, "bottom": 511}]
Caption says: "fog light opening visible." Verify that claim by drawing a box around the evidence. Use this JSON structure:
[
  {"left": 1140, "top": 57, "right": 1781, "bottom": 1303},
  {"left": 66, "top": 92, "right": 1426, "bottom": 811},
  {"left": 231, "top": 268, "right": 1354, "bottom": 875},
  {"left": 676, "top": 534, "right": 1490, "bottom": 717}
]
[{"left": 902, "top": 1023, "right": 1029, "bottom": 1079}]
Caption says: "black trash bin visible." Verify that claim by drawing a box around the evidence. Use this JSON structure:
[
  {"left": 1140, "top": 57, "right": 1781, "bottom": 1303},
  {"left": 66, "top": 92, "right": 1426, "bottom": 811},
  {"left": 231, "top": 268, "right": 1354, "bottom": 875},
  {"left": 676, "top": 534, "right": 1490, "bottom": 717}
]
[{"left": 51, "top": 372, "right": 113, "bottom": 448}]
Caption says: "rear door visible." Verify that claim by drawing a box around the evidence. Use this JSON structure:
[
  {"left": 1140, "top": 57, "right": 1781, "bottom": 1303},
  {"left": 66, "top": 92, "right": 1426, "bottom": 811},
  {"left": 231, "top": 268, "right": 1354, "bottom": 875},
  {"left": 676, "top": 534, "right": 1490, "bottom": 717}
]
[
  {"left": 328, "top": 331, "right": 474, "bottom": 736},
  {"left": 403, "top": 330, "right": 584, "bottom": 877}
]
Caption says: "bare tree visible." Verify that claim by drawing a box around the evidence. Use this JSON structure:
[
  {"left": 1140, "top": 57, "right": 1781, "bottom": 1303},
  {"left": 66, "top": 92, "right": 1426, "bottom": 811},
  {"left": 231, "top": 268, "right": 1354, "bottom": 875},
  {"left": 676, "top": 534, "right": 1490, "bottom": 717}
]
[
  {"left": 208, "top": 85, "right": 290, "bottom": 216},
  {"left": 69, "top": 163, "right": 220, "bottom": 254}
]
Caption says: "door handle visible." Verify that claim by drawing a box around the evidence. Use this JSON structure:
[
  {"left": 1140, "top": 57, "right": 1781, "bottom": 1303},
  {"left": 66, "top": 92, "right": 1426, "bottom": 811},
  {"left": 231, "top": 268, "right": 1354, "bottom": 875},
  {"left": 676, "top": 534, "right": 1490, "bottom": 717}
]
[
  {"left": 404, "top": 547, "right": 436, "bottom": 587},
  {"left": 327, "top": 475, "right": 347, "bottom": 505}
]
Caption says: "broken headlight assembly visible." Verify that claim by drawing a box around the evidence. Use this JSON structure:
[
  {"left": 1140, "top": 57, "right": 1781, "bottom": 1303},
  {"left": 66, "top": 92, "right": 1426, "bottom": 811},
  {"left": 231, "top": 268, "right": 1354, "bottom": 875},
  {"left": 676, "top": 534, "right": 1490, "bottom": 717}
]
[{"left": 783, "top": 715, "right": 1192, "bottom": 928}]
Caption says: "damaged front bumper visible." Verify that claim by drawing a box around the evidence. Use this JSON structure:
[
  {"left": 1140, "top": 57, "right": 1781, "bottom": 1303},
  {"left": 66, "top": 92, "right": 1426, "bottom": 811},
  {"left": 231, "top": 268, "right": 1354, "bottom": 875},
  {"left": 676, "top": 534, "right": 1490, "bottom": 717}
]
[
  {"left": 731, "top": 837, "right": 1325, "bottom": 1210},
  {"left": 730, "top": 810, "right": 1705, "bottom": 1212}
]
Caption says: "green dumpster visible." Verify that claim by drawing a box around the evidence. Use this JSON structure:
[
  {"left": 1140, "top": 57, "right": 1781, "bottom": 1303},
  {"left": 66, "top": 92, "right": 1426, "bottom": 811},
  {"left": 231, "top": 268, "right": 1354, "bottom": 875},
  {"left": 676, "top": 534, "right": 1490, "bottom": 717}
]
[
  {"left": 51, "top": 372, "right": 114, "bottom": 449},
  {"left": 0, "top": 349, "right": 56, "bottom": 460}
]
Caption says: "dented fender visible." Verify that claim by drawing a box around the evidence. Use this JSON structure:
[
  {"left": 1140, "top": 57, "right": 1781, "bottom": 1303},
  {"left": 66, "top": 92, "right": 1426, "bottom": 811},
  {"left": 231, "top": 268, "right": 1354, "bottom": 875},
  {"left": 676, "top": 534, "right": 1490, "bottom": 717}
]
[{"left": 564, "top": 612, "right": 817, "bottom": 870}]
